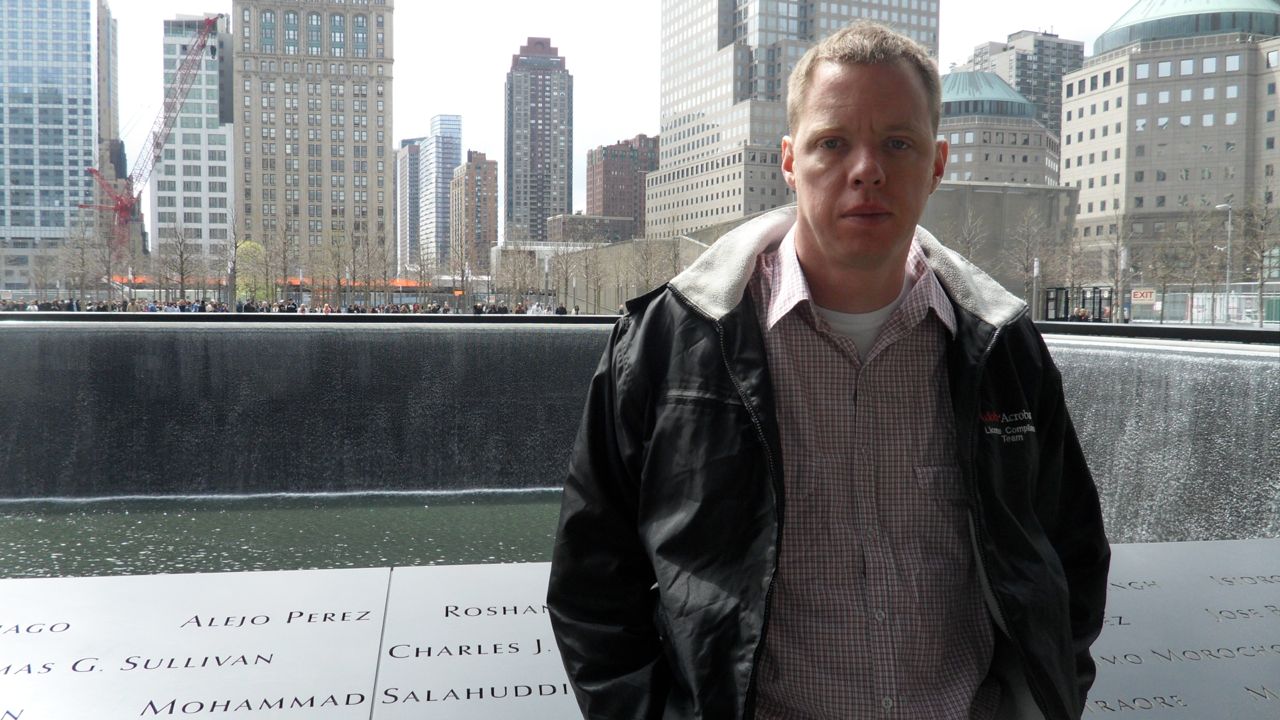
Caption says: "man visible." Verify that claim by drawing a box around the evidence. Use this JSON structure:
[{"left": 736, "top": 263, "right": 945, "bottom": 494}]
[{"left": 548, "top": 22, "right": 1109, "bottom": 720}]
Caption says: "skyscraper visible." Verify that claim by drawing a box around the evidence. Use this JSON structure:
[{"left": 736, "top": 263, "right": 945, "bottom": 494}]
[
  {"left": 0, "top": 0, "right": 105, "bottom": 294},
  {"left": 646, "top": 0, "right": 939, "bottom": 239},
  {"left": 232, "top": 0, "right": 395, "bottom": 299},
  {"left": 587, "top": 134, "right": 659, "bottom": 241},
  {"left": 95, "top": 0, "right": 125, "bottom": 184},
  {"left": 149, "top": 15, "right": 234, "bottom": 272},
  {"left": 418, "top": 114, "right": 462, "bottom": 271},
  {"left": 449, "top": 150, "right": 498, "bottom": 276},
  {"left": 395, "top": 137, "right": 424, "bottom": 276},
  {"left": 504, "top": 37, "right": 573, "bottom": 244},
  {"left": 959, "top": 30, "right": 1084, "bottom": 137}
]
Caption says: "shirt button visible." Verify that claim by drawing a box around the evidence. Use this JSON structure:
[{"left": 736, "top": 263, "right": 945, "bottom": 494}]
[
  {"left": 875, "top": 610, "right": 886, "bottom": 622},
  {"left": 883, "top": 697, "right": 894, "bottom": 710},
  {"left": 865, "top": 528, "right": 879, "bottom": 542}
]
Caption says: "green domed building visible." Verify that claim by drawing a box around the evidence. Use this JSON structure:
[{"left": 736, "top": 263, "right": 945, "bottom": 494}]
[{"left": 938, "top": 71, "right": 1061, "bottom": 185}]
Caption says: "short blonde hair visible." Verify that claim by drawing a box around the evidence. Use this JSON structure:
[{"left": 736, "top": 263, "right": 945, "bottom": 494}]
[{"left": 787, "top": 21, "right": 941, "bottom": 135}]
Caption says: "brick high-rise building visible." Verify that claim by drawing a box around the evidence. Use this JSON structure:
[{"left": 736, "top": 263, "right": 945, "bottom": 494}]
[
  {"left": 586, "top": 134, "right": 659, "bottom": 241},
  {"left": 646, "top": 0, "right": 939, "bottom": 239},
  {"left": 504, "top": 37, "right": 573, "bottom": 244},
  {"left": 449, "top": 150, "right": 498, "bottom": 276},
  {"left": 232, "top": 0, "right": 394, "bottom": 295}
]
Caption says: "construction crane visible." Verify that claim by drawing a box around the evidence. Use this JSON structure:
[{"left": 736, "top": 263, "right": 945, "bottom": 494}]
[{"left": 79, "top": 14, "right": 225, "bottom": 259}]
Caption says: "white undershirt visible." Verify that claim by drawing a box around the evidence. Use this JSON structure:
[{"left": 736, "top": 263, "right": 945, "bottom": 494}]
[{"left": 813, "top": 273, "right": 915, "bottom": 358}]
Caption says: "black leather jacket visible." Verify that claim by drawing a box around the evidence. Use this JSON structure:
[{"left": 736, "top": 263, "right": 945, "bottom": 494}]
[{"left": 548, "top": 207, "right": 1110, "bottom": 720}]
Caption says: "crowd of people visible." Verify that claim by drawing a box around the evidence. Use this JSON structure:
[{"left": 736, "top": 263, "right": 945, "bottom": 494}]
[{"left": 0, "top": 297, "right": 587, "bottom": 315}]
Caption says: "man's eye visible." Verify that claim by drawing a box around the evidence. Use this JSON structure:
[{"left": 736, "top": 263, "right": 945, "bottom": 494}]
[
  {"left": 888, "top": 138, "right": 911, "bottom": 150},
  {"left": 819, "top": 138, "right": 842, "bottom": 150}
]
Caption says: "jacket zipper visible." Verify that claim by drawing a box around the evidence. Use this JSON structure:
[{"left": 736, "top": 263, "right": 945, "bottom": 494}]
[
  {"left": 668, "top": 283, "right": 782, "bottom": 720},
  {"left": 713, "top": 318, "right": 782, "bottom": 720},
  {"left": 964, "top": 309, "right": 1059, "bottom": 720}
]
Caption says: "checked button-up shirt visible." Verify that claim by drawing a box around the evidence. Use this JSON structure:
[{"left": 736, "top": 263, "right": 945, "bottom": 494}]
[{"left": 750, "top": 229, "right": 1000, "bottom": 720}]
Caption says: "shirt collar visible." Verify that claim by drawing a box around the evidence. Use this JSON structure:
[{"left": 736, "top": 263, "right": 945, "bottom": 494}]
[{"left": 762, "top": 224, "right": 957, "bottom": 339}]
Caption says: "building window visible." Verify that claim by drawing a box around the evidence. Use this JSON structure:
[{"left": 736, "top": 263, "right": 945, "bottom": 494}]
[
  {"left": 1136, "top": 63, "right": 1149, "bottom": 79},
  {"left": 1203, "top": 57, "right": 1218, "bottom": 73},
  {"left": 1226, "top": 112, "right": 1238, "bottom": 125},
  {"left": 1180, "top": 88, "right": 1192, "bottom": 102},
  {"left": 1134, "top": 171, "right": 1145, "bottom": 182},
  {"left": 1157, "top": 61, "right": 1172, "bottom": 77},
  {"left": 1136, "top": 92, "right": 1148, "bottom": 105},
  {"left": 1116, "top": 67, "right": 1125, "bottom": 82},
  {"left": 1202, "top": 114, "right": 1214, "bottom": 127},
  {"left": 1226, "top": 54, "right": 1240, "bottom": 72},
  {"left": 1203, "top": 87, "right": 1215, "bottom": 101},
  {"left": 1226, "top": 85, "right": 1239, "bottom": 99},
  {"left": 1180, "top": 59, "right": 1194, "bottom": 76}
]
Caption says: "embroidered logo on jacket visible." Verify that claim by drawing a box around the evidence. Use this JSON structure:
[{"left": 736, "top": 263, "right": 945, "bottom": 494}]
[{"left": 980, "top": 410, "right": 1036, "bottom": 443}]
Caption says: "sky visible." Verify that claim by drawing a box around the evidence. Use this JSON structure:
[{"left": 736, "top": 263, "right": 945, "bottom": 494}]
[{"left": 110, "top": 0, "right": 1131, "bottom": 212}]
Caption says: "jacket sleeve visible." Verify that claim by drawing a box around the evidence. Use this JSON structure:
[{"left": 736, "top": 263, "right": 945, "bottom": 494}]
[
  {"left": 547, "top": 317, "right": 670, "bottom": 719},
  {"left": 1034, "top": 336, "right": 1111, "bottom": 707}
]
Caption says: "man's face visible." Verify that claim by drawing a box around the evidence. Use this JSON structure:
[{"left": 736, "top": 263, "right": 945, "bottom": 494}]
[{"left": 782, "top": 59, "right": 947, "bottom": 276}]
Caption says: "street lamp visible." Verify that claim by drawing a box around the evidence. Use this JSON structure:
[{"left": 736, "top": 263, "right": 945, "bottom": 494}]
[{"left": 1215, "top": 203, "right": 1232, "bottom": 322}]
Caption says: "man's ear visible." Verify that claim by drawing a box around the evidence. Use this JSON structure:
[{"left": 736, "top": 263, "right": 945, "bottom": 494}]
[
  {"left": 930, "top": 138, "right": 949, "bottom": 193},
  {"left": 781, "top": 136, "right": 797, "bottom": 190}
]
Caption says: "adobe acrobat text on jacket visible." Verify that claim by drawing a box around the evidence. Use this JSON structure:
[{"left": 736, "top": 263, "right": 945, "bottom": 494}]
[{"left": 547, "top": 205, "right": 1111, "bottom": 720}]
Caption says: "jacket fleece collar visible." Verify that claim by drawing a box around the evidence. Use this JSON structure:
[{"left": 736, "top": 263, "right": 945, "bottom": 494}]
[{"left": 668, "top": 204, "right": 1026, "bottom": 330}]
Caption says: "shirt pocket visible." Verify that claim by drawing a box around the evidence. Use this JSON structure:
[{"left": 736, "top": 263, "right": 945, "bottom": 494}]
[{"left": 913, "top": 464, "right": 967, "bottom": 503}]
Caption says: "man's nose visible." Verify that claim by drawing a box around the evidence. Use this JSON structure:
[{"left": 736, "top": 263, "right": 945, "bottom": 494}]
[{"left": 848, "top": 145, "right": 885, "bottom": 186}]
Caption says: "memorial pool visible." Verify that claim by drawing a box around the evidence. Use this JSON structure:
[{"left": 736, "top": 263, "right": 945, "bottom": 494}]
[{"left": 0, "top": 490, "right": 563, "bottom": 578}]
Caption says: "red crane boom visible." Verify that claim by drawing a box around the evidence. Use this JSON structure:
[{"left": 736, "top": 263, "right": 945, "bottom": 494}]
[{"left": 79, "top": 14, "right": 224, "bottom": 258}]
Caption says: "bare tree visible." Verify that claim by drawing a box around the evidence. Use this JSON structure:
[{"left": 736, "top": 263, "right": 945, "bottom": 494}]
[
  {"left": 59, "top": 211, "right": 97, "bottom": 303},
  {"left": 30, "top": 252, "right": 58, "bottom": 301},
  {"left": 329, "top": 234, "right": 352, "bottom": 309},
  {"left": 1145, "top": 241, "right": 1183, "bottom": 324},
  {"left": 1000, "top": 208, "right": 1045, "bottom": 308},
  {"left": 629, "top": 239, "right": 664, "bottom": 294},
  {"left": 548, "top": 243, "right": 576, "bottom": 307},
  {"left": 261, "top": 224, "right": 296, "bottom": 304},
  {"left": 1237, "top": 192, "right": 1278, "bottom": 327},
  {"left": 448, "top": 231, "right": 473, "bottom": 306},
  {"left": 497, "top": 247, "right": 538, "bottom": 304},
  {"left": 415, "top": 243, "right": 439, "bottom": 306},
  {"left": 943, "top": 204, "right": 987, "bottom": 261},
  {"left": 1040, "top": 222, "right": 1095, "bottom": 318},
  {"left": 221, "top": 203, "right": 250, "bottom": 303},
  {"left": 579, "top": 248, "right": 605, "bottom": 313},
  {"left": 1177, "top": 208, "right": 1218, "bottom": 323},
  {"left": 158, "top": 222, "right": 200, "bottom": 301},
  {"left": 1103, "top": 211, "right": 1139, "bottom": 323}
]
